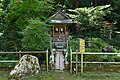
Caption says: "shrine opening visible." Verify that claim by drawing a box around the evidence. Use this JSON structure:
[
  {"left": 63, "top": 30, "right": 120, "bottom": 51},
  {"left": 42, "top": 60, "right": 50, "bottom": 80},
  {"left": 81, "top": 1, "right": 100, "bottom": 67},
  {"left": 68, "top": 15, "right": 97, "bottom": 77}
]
[{"left": 49, "top": 11, "right": 74, "bottom": 70}]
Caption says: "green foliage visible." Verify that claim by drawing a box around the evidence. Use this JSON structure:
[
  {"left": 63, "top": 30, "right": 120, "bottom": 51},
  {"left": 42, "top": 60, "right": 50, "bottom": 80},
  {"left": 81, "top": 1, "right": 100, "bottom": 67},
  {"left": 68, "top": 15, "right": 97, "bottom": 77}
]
[
  {"left": 107, "top": 0, "right": 120, "bottom": 30},
  {"left": 0, "top": 0, "right": 3, "bottom": 16},
  {"left": 86, "top": 38, "right": 107, "bottom": 51},
  {"left": 69, "top": 37, "right": 119, "bottom": 62},
  {"left": 69, "top": 38, "right": 79, "bottom": 51},
  {"left": 7, "top": 0, "right": 54, "bottom": 30},
  {"left": 0, "top": 0, "right": 119, "bottom": 67},
  {"left": 0, "top": 0, "right": 54, "bottom": 51},
  {"left": 54, "top": 0, "right": 110, "bottom": 9},
  {"left": 68, "top": 5, "right": 110, "bottom": 32},
  {"left": 84, "top": 37, "right": 116, "bottom": 62},
  {"left": 114, "top": 55, "right": 120, "bottom": 62},
  {"left": 70, "top": 37, "right": 107, "bottom": 52},
  {"left": 107, "top": 39, "right": 120, "bottom": 49},
  {"left": 22, "top": 19, "right": 50, "bottom": 50},
  {"left": 1, "top": 23, "right": 22, "bottom": 51}
]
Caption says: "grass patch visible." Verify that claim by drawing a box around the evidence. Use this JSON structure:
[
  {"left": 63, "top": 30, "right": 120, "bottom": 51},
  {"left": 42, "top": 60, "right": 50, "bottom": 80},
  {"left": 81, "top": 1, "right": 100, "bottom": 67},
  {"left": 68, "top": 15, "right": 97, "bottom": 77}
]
[
  {"left": 29, "top": 70, "right": 120, "bottom": 80},
  {"left": 1, "top": 70, "right": 120, "bottom": 80},
  {"left": 29, "top": 71, "right": 74, "bottom": 80},
  {"left": 0, "top": 70, "right": 10, "bottom": 80}
]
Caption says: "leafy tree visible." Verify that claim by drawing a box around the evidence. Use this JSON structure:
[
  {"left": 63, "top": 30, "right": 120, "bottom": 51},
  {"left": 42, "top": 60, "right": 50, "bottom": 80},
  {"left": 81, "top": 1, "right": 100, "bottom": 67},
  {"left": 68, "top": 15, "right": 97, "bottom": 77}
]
[
  {"left": 0, "top": 0, "right": 11, "bottom": 51},
  {"left": 7, "top": 0, "right": 54, "bottom": 30},
  {"left": 0, "top": 0, "right": 22, "bottom": 51},
  {"left": 53, "top": 0, "right": 111, "bottom": 9},
  {"left": 22, "top": 19, "right": 50, "bottom": 51},
  {"left": 0, "top": 1, "right": 3, "bottom": 50},
  {"left": 68, "top": 5, "right": 110, "bottom": 32},
  {"left": 1, "top": 23, "right": 22, "bottom": 51},
  {"left": 106, "top": 0, "right": 120, "bottom": 31},
  {"left": 54, "top": 0, "right": 91, "bottom": 9},
  {"left": 0, "top": 0, "right": 54, "bottom": 51}
]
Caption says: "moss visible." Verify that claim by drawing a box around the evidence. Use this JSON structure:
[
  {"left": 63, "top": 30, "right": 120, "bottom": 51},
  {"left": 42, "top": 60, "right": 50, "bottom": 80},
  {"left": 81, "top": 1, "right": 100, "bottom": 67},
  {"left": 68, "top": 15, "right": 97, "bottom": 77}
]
[
  {"left": 8, "top": 73, "right": 22, "bottom": 80},
  {"left": 26, "top": 55, "right": 31, "bottom": 61}
]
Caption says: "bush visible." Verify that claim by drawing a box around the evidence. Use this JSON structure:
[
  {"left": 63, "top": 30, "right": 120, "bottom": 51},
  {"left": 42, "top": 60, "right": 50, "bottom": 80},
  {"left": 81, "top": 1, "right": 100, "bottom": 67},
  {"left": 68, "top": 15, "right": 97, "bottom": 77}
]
[
  {"left": 69, "top": 38, "right": 79, "bottom": 52},
  {"left": 85, "top": 38, "right": 108, "bottom": 52},
  {"left": 69, "top": 37, "right": 119, "bottom": 62},
  {"left": 22, "top": 19, "right": 50, "bottom": 51},
  {"left": 114, "top": 55, "right": 120, "bottom": 62}
]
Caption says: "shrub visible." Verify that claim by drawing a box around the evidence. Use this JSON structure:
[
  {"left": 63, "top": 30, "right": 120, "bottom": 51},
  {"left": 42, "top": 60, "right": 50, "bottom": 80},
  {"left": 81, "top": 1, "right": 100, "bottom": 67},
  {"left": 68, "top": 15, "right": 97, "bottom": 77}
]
[
  {"left": 69, "top": 37, "right": 118, "bottom": 62},
  {"left": 22, "top": 19, "right": 50, "bottom": 51}
]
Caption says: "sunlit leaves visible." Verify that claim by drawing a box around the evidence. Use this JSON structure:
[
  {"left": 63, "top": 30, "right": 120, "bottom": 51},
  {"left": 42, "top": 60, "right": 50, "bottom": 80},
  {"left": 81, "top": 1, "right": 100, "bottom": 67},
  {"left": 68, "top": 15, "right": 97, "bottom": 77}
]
[{"left": 68, "top": 5, "right": 110, "bottom": 31}]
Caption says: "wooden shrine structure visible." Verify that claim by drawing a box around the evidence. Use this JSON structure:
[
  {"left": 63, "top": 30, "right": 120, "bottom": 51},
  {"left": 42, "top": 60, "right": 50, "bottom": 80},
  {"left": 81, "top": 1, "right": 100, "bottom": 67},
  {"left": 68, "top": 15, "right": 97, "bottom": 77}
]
[{"left": 49, "top": 11, "right": 74, "bottom": 70}]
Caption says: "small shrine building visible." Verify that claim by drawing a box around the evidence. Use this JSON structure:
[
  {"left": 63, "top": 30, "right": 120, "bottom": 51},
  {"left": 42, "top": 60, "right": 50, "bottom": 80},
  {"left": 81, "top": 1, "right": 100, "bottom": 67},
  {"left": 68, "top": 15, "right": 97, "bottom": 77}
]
[{"left": 49, "top": 11, "right": 74, "bottom": 70}]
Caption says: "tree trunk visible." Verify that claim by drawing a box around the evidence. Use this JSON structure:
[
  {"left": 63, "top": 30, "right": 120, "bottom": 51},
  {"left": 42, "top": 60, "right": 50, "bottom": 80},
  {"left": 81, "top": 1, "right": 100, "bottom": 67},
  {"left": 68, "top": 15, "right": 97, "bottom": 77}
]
[{"left": 92, "top": 0, "right": 97, "bottom": 7}]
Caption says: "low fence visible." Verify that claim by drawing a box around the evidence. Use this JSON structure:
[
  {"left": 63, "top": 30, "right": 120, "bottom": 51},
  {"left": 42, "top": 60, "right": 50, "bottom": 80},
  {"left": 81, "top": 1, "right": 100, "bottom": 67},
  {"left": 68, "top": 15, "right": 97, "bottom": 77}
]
[
  {"left": 0, "top": 50, "right": 48, "bottom": 72},
  {"left": 70, "top": 49, "right": 120, "bottom": 74}
]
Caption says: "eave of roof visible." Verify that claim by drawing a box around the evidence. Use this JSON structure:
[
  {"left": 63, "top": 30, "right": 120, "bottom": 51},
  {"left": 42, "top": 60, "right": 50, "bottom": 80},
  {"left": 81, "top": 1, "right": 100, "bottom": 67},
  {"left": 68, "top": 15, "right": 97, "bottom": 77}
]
[{"left": 49, "top": 19, "right": 74, "bottom": 24}]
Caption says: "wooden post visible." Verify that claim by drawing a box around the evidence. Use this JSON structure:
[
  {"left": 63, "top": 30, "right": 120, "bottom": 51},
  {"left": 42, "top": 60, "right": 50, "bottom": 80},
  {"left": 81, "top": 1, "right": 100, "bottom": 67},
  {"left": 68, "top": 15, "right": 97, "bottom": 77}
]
[
  {"left": 50, "top": 37, "right": 52, "bottom": 50},
  {"left": 76, "top": 50, "right": 78, "bottom": 73},
  {"left": 46, "top": 49, "right": 48, "bottom": 72},
  {"left": 19, "top": 51, "right": 21, "bottom": 59},
  {"left": 65, "top": 25, "right": 66, "bottom": 35},
  {"left": 66, "top": 40, "right": 68, "bottom": 50},
  {"left": 70, "top": 48, "right": 72, "bottom": 73},
  {"left": 79, "top": 39, "right": 85, "bottom": 74},
  {"left": 81, "top": 52, "right": 83, "bottom": 74},
  {"left": 53, "top": 26, "right": 54, "bottom": 36}
]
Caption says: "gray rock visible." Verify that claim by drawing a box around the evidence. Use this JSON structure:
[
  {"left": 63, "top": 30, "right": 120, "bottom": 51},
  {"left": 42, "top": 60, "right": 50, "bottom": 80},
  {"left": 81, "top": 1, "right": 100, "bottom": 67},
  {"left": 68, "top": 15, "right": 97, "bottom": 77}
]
[
  {"left": 103, "top": 45, "right": 115, "bottom": 52},
  {"left": 9, "top": 55, "right": 40, "bottom": 80}
]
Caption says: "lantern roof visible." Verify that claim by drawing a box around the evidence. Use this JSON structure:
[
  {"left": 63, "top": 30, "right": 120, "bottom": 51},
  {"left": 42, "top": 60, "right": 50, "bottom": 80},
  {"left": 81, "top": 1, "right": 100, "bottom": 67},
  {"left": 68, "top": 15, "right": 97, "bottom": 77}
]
[{"left": 49, "top": 11, "right": 74, "bottom": 24}]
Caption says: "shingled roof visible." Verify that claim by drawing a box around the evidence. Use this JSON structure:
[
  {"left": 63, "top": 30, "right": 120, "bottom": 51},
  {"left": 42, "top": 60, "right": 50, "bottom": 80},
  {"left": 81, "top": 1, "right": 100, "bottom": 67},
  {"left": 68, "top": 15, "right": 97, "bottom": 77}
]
[{"left": 49, "top": 11, "right": 74, "bottom": 24}]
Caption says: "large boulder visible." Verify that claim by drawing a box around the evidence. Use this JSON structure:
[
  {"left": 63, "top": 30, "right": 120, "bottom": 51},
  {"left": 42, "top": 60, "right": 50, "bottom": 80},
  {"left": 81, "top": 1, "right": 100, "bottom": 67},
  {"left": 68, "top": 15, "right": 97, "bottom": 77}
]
[{"left": 9, "top": 55, "right": 40, "bottom": 80}]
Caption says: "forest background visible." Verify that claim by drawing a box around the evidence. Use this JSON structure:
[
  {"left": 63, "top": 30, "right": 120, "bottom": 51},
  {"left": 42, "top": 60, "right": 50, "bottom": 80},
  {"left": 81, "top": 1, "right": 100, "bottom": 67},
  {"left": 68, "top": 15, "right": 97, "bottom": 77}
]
[{"left": 0, "top": 0, "right": 120, "bottom": 65}]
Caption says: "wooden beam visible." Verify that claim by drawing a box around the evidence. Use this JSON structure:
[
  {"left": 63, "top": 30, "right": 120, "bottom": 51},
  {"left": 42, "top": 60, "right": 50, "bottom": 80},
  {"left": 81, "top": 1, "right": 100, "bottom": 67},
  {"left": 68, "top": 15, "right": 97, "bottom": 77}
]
[
  {"left": 0, "top": 60, "right": 18, "bottom": 63},
  {"left": 46, "top": 49, "right": 48, "bottom": 72},
  {"left": 53, "top": 26, "right": 54, "bottom": 36},
  {"left": 81, "top": 52, "right": 83, "bottom": 74},
  {"left": 65, "top": 25, "right": 66, "bottom": 35},
  {"left": 72, "top": 52, "right": 120, "bottom": 55},
  {"left": 76, "top": 50, "right": 78, "bottom": 73},
  {"left": 72, "top": 61, "right": 120, "bottom": 64},
  {"left": 70, "top": 49, "right": 72, "bottom": 73},
  {"left": 0, "top": 51, "right": 47, "bottom": 54}
]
